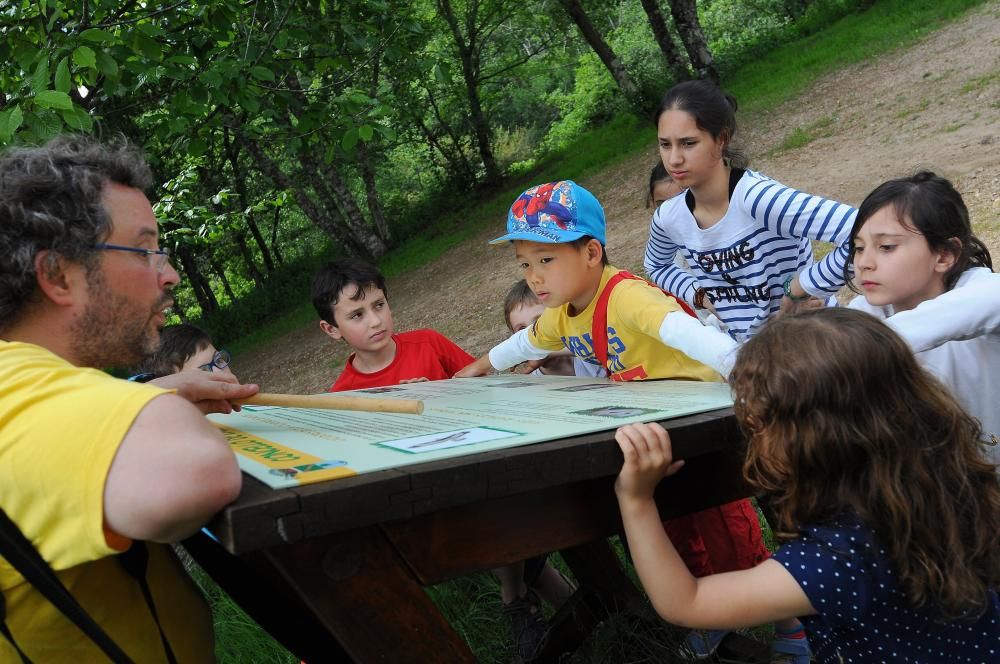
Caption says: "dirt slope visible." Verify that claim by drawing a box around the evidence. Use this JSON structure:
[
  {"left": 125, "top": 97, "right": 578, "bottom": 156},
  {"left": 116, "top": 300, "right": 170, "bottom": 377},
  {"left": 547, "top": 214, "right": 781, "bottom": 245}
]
[{"left": 238, "top": 3, "right": 1000, "bottom": 393}]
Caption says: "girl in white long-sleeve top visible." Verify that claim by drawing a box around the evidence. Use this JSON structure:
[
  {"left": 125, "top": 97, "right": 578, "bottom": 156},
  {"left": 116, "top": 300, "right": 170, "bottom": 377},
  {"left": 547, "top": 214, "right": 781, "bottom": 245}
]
[{"left": 845, "top": 170, "right": 998, "bottom": 463}]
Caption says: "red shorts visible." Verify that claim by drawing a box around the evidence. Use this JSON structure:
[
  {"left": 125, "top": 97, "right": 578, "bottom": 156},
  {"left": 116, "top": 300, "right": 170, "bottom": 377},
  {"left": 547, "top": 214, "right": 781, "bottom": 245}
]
[{"left": 663, "top": 498, "right": 769, "bottom": 577}]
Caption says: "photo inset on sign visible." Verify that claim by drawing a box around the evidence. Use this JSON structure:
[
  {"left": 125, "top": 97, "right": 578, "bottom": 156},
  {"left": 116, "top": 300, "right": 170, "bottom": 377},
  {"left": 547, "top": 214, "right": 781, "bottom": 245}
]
[
  {"left": 571, "top": 405, "right": 660, "bottom": 419},
  {"left": 379, "top": 427, "right": 520, "bottom": 454},
  {"left": 267, "top": 460, "right": 348, "bottom": 478}
]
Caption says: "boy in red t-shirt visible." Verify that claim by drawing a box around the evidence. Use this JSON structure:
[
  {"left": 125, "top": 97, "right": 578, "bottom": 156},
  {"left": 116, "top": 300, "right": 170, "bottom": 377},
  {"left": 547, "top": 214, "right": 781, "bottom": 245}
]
[{"left": 312, "top": 258, "right": 474, "bottom": 392}]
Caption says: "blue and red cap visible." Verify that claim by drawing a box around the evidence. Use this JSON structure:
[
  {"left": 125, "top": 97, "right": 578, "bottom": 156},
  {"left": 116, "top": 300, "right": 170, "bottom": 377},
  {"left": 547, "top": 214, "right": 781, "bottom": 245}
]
[{"left": 490, "top": 180, "right": 606, "bottom": 246}]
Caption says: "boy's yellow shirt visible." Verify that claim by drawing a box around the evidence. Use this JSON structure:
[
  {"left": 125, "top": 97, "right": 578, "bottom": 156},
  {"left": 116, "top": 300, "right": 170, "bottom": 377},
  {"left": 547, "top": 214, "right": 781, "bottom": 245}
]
[{"left": 528, "top": 265, "right": 721, "bottom": 382}]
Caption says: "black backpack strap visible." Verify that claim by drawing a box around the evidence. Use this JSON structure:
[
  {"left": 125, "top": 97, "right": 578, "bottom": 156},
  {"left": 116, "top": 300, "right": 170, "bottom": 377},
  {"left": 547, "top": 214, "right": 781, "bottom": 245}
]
[
  {"left": 117, "top": 543, "right": 177, "bottom": 664},
  {"left": 0, "top": 508, "right": 133, "bottom": 663},
  {"left": 0, "top": 590, "right": 33, "bottom": 663}
]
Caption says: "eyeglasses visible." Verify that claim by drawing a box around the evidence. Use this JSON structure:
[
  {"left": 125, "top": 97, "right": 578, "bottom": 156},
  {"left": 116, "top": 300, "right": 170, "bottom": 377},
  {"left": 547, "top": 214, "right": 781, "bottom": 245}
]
[
  {"left": 198, "top": 349, "right": 232, "bottom": 373},
  {"left": 94, "top": 243, "right": 171, "bottom": 272}
]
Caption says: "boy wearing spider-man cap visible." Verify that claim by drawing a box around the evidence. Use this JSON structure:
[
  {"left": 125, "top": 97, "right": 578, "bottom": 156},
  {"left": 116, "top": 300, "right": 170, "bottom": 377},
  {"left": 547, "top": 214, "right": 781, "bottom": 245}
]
[
  {"left": 456, "top": 180, "right": 735, "bottom": 381},
  {"left": 456, "top": 184, "right": 771, "bottom": 657}
]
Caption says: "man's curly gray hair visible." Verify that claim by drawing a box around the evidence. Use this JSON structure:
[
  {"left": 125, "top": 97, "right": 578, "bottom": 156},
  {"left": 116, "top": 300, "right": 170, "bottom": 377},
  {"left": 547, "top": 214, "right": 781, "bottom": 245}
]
[{"left": 0, "top": 135, "right": 153, "bottom": 331}]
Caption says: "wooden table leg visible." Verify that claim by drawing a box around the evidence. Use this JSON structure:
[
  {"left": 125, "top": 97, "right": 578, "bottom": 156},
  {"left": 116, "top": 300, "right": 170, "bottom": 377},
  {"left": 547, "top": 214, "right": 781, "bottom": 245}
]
[
  {"left": 560, "top": 539, "right": 650, "bottom": 617},
  {"left": 261, "top": 525, "right": 476, "bottom": 663},
  {"left": 182, "top": 531, "right": 349, "bottom": 663},
  {"left": 528, "top": 539, "right": 658, "bottom": 663}
]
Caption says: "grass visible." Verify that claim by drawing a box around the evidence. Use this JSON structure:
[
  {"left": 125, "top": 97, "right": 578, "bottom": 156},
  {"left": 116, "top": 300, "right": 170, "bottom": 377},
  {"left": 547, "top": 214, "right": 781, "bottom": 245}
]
[
  {"left": 894, "top": 99, "right": 930, "bottom": 119},
  {"left": 960, "top": 70, "right": 1000, "bottom": 94},
  {"left": 772, "top": 115, "right": 838, "bottom": 154},
  {"left": 725, "top": 0, "right": 990, "bottom": 116},
  {"left": 210, "top": 0, "right": 991, "bottom": 661},
  {"left": 186, "top": 563, "right": 298, "bottom": 664},
  {"left": 227, "top": 302, "right": 318, "bottom": 358}
]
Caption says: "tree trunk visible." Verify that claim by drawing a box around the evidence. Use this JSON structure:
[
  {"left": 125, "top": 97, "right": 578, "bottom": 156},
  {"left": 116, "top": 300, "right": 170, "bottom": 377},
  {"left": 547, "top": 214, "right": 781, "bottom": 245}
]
[
  {"left": 233, "top": 233, "right": 265, "bottom": 288},
  {"left": 209, "top": 256, "right": 239, "bottom": 304},
  {"left": 387, "top": 72, "right": 477, "bottom": 184},
  {"left": 639, "top": 0, "right": 690, "bottom": 83},
  {"left": 176, "top": 245, "right": 218, "bottom": 315},
  {"left": 269, "top": 94, "right": 387, "bottom": 260},
  {"left": 422, "top": 86, "right": 478, "bottom": 183},
  {"left": 436, "top": 0, "right": 501, "bottom": 185},
  {"left": 269, "top": 206, "right": 284, "bottom": 265},
  {"left": 319, "top": 161, "right": 388, "bottom": 259},
  {"left": 356, "top": 142, "right": 391, "bottom": 244},
  {"left": 223, "top": 129, "right": 276, "bottom": 272},
  {"left": 558, "top": 0, "right": 645, "bottom": 109},
  {"left": 667, "top": 0, "right": 719, "bottom": 84},
  {"left": 357, "top": 60, "right": 391, "bottom": 245},
  {"left": 310, "top": 175, "right": 358, "bottom": 251},
  {"left": 238, "top": 133, "right": 370, "bottom": 259}
]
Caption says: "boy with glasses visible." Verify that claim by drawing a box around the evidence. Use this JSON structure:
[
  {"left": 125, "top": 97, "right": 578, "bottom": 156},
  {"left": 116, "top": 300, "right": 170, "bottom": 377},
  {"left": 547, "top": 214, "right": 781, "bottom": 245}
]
[{"left": 131, "top": 323, "right": 234, "bottom": 381}]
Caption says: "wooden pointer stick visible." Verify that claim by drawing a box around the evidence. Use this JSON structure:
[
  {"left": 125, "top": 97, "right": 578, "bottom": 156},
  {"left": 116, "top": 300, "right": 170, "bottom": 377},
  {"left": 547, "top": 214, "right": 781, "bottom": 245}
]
[{"left": 239, "top": 392, "right": 424, "bottom": 415}]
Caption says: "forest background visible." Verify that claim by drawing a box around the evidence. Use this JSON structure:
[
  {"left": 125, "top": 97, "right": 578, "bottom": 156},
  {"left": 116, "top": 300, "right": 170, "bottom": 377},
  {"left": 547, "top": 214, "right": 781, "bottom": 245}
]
[{"left": 3, "top": 0, "right": 933, "bottom": 351}]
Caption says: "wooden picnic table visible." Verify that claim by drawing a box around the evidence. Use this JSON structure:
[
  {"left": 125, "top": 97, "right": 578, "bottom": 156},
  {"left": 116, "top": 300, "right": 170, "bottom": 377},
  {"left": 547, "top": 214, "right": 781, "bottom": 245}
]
[{"left": 185, "top": 406, "right": 763, "bottom": 663}]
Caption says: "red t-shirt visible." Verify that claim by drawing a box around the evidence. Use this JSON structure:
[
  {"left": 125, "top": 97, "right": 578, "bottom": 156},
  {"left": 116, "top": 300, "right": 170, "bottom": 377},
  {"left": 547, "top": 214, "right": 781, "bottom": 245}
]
[{"left": 329, "top": 329, "right": 475, "bottom": 392}]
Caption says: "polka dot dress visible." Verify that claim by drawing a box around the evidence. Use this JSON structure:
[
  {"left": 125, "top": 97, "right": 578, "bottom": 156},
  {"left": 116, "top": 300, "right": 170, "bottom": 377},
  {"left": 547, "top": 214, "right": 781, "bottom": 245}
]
[{"left": 773, "top": 513, "right": 1000, "bottom": 663}]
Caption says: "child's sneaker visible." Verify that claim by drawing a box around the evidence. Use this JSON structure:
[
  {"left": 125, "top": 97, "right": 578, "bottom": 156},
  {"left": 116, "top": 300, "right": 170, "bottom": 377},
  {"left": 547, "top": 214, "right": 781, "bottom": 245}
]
[
  {"left": 680, "top": 629, "right": 728, "bottom": 659},
  {"left": 772, "top": 626, "right": 812, "bottom": 663},
  {"left": 503, "top": 588, "right": 548, "bottom": 662}
]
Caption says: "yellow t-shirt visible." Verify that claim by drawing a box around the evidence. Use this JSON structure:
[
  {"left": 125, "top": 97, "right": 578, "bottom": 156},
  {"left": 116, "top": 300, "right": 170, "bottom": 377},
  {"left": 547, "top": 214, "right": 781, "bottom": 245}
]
[
  {"left": 0, "top": 341, "right": 215, "bottom": 663},
  {"left": 529, "top": 265, "right": 721, "bottom": 382}
]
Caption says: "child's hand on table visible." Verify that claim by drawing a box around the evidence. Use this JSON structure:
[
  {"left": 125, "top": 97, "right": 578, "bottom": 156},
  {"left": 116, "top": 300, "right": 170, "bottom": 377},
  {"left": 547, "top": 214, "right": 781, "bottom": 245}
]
[{"left": 614, "top": 423, "right": 685, "bottom": 505}]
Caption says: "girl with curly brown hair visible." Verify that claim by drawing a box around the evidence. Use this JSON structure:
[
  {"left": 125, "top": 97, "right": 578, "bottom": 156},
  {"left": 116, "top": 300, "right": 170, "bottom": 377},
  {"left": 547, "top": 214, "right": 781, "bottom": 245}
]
[{"left": 614, "top": 308, "right": 1000, "bottom": 663}]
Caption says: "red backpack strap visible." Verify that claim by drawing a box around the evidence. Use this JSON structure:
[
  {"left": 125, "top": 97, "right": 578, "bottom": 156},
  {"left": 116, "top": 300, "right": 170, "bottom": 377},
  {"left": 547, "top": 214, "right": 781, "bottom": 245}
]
[
  {"left": 591, "top": 270, "right": 697, "bottom": 377},
  {"left": 591, "top": 272, "right": 630, "bottom": 376}
]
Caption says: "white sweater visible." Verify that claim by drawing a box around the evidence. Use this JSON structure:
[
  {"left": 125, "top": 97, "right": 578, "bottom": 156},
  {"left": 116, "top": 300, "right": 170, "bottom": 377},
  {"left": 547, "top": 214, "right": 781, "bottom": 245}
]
[{"left": 848, "top": 267, "right": 1000, "bottom": 465}]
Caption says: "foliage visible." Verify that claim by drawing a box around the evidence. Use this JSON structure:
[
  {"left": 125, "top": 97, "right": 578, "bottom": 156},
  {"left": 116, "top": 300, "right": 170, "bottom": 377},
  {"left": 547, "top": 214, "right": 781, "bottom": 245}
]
[
  {"left": 699, "top": 0, "right": 798, "bottom": 70},
  {"left": 0, "top": 0, "right": 989, "bottom": 348}
]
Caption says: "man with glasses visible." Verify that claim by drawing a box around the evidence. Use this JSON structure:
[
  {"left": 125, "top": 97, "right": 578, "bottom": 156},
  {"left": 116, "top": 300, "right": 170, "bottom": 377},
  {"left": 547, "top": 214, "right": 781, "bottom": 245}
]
[{"left": 0, "top": 136, "right": 259, "bottom": 661}]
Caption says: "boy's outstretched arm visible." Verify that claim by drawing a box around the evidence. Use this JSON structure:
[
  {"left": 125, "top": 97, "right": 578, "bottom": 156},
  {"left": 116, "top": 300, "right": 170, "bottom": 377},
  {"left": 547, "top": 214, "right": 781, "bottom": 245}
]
[
  {"left": 658, "top": 312, "right": 739, "bottom": 378},
  {"left": 454, "top": 327, "right": 553, "bottom": 377},
  {"left": 455, "top": 354, "right": 494, "bottom": 377},
  {"left": 615, "top": 423, "right": 815, "bottom": 630}
]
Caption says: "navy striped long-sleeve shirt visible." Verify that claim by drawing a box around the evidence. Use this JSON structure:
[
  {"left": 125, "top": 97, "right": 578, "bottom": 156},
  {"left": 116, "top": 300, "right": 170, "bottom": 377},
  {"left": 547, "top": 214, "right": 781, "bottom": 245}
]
[{"left": 644, "top": 169, "right": 856, "bottom": 341}]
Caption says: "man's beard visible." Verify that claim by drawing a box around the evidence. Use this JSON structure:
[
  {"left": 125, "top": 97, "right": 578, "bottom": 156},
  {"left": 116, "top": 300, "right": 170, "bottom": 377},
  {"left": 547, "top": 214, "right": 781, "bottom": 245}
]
[{"left": 70, "top": 269, "right": 171, "bottom": 369}]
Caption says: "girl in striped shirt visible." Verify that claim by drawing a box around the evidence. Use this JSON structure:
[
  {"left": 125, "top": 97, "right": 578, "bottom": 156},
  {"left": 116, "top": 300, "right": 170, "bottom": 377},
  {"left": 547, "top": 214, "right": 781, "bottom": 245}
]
[{"left": 644, "top": 80, "right": 856, "bottom": 341}]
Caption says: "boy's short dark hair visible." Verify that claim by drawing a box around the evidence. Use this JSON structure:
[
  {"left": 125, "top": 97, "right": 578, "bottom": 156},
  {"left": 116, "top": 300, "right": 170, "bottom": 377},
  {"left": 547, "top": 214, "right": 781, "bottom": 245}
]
[
  {"left": 135, "top": 324, "right": 212, "bottom": 378},
  {"left": 568, "top": 235, "right": 609, "bottom": 266},
  {"left": 503, "top": 280, "right": 541, "bottom": 331},
  {"left": 312, "top": 258, "right": 388, "bottom": 326}
]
